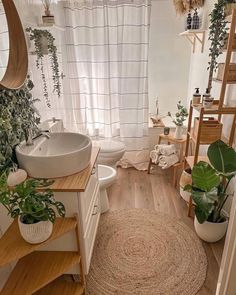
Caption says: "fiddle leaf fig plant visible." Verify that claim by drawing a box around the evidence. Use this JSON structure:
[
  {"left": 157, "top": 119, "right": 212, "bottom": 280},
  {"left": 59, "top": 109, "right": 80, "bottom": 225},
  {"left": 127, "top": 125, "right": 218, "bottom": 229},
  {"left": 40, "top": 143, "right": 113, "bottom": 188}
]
[
  {"left": 0, "top": 77, "right": 40, "bottom": 173},
  {"left": 0, "top": 173, "right": 65, "bottom": 224},
  {"left": 26, "top": 27, "right": 62, "bottom": 107},
  {"left": 184, "top": 140, "right": 236, "bottom": 224}
]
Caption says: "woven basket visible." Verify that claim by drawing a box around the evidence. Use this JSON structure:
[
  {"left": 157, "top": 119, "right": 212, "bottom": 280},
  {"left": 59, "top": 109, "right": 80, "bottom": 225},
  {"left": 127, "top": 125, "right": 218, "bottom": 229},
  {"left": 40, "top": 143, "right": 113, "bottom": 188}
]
[
  {"left": 217, "top": 63, "right": 236, "bottom": 82},
  {"left": 18, "top": 217, "right": 53, "bottom": 244}
]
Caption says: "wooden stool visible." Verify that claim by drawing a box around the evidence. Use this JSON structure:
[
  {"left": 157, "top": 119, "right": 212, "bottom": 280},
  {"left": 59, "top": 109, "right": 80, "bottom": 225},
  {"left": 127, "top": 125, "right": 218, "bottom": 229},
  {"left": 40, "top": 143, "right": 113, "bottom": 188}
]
[{"left": 148, "top": 133, "right": 187, "bottom": 187}]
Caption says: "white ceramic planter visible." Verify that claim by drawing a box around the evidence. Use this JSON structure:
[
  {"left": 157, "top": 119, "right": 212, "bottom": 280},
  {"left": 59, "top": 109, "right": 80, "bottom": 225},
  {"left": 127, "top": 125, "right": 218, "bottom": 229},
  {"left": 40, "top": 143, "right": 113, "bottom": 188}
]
[
  {"left": 174, "top": 126, "right": 183, "bottom": 139},
  {"left": 18, "top": 217, "right": 53, "bottom": 244},
  {"left": 194, "top": 216, "right": 228, "bottom": 243},
  {"left": 179, "top": 169, "right": 193, "bottom": 203}
]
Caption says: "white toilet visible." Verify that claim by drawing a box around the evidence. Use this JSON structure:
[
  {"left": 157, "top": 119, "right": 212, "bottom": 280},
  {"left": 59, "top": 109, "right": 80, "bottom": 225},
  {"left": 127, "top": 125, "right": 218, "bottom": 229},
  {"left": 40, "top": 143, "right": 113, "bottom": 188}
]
[
  {"left": 98, "top": 164, "right": 117, "bottom": 213},
  {"left": 95, "top": 139, "right": 126, "bottom": 167},
  {"left": 94, "top": 139, "right": 125, "bottom": 213}
]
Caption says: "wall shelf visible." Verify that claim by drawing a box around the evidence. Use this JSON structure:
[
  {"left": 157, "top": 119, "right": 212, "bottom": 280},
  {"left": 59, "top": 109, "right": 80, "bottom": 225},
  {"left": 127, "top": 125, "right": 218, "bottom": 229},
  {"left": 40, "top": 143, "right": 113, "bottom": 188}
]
[{"left": 179, "top": 29, "right": 205, "bottom": 53}]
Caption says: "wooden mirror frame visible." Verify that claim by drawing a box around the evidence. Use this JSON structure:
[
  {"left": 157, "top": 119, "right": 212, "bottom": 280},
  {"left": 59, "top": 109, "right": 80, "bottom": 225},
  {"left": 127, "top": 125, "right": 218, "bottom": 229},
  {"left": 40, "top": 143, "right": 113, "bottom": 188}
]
[{"left": 0, "top": 0, "right": 28, "bottom": 90}]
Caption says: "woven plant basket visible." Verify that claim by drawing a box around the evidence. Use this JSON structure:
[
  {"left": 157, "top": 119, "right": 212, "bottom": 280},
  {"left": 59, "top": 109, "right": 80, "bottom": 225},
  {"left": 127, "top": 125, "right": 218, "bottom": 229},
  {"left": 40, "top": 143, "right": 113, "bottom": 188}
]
[{"left": 18, "top": 217, "right": 53, "bottom": 244}]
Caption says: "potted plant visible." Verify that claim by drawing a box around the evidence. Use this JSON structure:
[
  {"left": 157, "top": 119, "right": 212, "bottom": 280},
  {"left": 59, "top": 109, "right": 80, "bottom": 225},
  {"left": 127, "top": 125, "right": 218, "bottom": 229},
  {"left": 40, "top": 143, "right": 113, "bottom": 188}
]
[
  {"left": 26, "top": 27, "right": 62, "bottom": 108},
  {"left": 207, "top": 0, "right": 236, "bottom": 91},
  {"left": 184, "top": 140, "right": 236, "bottom": 242},
  {"left": 0, "top": 173, "right": 66, "bottom": 244},
  {"left": 168, "top": 101, "right": 188, "bottom": 139}
]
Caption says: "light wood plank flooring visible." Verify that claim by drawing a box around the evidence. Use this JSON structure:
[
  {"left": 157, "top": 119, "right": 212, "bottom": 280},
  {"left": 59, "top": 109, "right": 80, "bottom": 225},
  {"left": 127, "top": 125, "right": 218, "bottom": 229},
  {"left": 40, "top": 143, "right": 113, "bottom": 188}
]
[{"left": 107, "top": 167, "right": 225, "bottom": 295}]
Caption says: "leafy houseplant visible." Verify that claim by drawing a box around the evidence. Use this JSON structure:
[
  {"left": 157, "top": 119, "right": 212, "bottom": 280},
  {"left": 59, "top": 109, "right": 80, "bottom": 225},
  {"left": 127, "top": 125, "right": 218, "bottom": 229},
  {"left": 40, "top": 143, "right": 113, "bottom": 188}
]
[
  {"left": 0, "top": 173, "right": 66, "bottom": 244},
  {"left": 0, "top": 77, "right": 40, "bottom": 173},
  {"left": 184, "top": 140, "right": 236, "bottom": 242},
  {"left": 26, "top": 27, "right": 62, "bottom": 108},
  {"left": 168, "top": 101, "right": 188, "bottom": 139},
  {"left": 207, "top": 0, "right": 236, "bottom": 91}
]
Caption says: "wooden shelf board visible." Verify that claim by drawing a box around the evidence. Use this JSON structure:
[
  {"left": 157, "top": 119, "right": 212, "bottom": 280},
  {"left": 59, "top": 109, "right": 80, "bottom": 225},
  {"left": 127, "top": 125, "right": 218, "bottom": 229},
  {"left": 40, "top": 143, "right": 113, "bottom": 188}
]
[
  {"left": 0, "top": 217, "right": 77, "bottom": 268},
  {"left": 34, "top": 279, "right": 84, "bottom": 295},
  {"left": 185, "top": 156, "right": 209, "bottom": 169},
  {"left": 179, "top": 29, "right": 205, "bottom": 36},
  {"left": 1, "top": 251, "right": 81, "bottom": 295},
  {"left": 213, "top": 78, "right": 236, "bottom": 84},
  {"left": 37, "top": 147, "right": 100, "bottom": 192},
  {"left": 192, "top": 102, "right": 236, "bottom": 114}
]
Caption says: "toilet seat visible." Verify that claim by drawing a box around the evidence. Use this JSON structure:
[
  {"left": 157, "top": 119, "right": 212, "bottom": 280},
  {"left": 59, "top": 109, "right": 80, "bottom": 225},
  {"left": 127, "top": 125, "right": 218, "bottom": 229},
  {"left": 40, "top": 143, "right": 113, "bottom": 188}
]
[{"left": 97, "top": 140, "right": 125, "bottom": 154}]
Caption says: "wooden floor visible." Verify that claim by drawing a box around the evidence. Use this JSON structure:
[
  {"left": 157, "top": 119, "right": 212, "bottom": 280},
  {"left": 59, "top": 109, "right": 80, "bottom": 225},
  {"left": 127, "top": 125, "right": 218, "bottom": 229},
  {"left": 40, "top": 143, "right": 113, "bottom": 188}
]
[{"left": 107, "top": 166, "right": 225, "bottom": 295}]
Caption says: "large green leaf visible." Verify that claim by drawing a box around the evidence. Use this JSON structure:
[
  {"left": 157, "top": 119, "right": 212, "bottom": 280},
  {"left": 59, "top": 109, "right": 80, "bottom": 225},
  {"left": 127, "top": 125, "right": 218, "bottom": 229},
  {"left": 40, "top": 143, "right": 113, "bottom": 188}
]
[
  {"left": 208, "top": 140, "right": 236, "bottom": 177},
  {"left": 192, "top": 188, "right": 218, "bottom": 223},
  {"left": 192, "top": 161, "right": 220, "bottom": 192}
]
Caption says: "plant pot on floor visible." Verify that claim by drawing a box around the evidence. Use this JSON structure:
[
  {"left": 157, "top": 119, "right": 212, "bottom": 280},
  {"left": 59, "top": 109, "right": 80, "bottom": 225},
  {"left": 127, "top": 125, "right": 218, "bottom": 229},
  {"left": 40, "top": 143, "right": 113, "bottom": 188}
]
[
  {"left": 179, "top": 169, "right": 193, "bottom": 203},
  {"left": 174, "top": 125, "right": 183, "bottom": 139},
  {"left": 194, "top": 216, "right": 228, "bottom": 243},
  {"left": 18, "top": 216, "right": 53, "bottom": 244}
]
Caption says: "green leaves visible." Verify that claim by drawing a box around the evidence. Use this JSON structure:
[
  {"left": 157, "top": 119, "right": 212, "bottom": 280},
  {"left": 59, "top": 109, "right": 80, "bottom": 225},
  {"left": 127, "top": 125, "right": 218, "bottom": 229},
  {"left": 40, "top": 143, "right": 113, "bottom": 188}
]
[
  {"left": 168, "top": 101, "right": 188, "bottom": 126},
  {"left": 0, "top": 174, "right": 66, "bottom": 224},
  {"left": 192, "top": 161, "right": 221, "bottom": 192},
  {"left": 208, "top": 139, "right": 236, "bottom": 177}
]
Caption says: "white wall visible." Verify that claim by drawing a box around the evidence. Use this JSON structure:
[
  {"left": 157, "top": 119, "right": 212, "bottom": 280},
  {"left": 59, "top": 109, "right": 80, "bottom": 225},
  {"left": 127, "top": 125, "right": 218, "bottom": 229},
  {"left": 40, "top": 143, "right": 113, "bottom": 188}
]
[{"left": 148, "top": 0, "right": 191, "bottom": 115}]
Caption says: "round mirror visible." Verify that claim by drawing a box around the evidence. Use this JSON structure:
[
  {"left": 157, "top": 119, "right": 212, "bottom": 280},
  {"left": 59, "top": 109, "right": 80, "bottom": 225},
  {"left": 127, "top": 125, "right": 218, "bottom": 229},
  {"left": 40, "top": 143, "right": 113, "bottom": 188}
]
[
  {"left": 0, "top": 0, "right": 28, "bottom": 90},
  {"left": 0, "top": 1, "right": 9, "bottom": 81}
]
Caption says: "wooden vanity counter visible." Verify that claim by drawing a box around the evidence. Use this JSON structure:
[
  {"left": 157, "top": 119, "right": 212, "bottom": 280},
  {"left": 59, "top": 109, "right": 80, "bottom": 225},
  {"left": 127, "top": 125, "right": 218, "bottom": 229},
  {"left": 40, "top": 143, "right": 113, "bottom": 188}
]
[{"left": 38, "top": 147, "right": 100, "bottom": 192}]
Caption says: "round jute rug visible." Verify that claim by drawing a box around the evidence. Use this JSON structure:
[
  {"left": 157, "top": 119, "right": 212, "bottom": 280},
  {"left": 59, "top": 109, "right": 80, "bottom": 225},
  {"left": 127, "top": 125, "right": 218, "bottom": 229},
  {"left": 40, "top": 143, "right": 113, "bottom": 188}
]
[{"left": 87, "top": 209, "right": 207, "bottom": 295}]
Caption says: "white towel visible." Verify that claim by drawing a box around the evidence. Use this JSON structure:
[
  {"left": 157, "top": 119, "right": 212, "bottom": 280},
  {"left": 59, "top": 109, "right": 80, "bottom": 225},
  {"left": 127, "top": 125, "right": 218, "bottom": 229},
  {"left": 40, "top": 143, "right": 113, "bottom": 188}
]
[
  {"left": 159, "top": 154, "right": 179, "bottom": 169},
  {"left": 150, "top": 150, "right": 159, "bottom": 164},
  {"left": 155, "top": 144, "right": 176, "bottom": 156}
]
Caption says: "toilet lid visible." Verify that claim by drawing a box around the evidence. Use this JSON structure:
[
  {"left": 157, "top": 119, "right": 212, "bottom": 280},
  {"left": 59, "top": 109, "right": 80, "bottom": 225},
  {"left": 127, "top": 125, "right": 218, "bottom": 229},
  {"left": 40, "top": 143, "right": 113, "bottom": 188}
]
[{"left": 97, "top": 140, "right": 125, "bottom": 153}]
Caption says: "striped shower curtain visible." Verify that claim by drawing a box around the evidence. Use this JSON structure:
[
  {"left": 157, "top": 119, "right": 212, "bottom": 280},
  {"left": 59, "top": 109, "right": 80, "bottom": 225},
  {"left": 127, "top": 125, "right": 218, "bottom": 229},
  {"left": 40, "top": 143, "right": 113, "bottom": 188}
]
[{"left": 63, "top": 0, "right": 151, "bottom": 169}]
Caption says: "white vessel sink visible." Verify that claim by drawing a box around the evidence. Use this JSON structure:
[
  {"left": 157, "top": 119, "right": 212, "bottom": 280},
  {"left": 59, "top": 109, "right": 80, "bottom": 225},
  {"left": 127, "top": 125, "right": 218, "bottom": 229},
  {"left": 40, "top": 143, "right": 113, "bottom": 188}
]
[{"left": 16, "top": 132, "right": 92, "bottom": 178}]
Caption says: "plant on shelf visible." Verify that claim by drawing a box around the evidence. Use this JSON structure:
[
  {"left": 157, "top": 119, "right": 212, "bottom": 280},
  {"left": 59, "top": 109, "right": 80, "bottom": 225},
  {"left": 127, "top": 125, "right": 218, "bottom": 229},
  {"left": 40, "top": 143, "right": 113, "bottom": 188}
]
[
  {"left": 168, "top": 101, "right": 188, "bottom": 139},
  {"left": 0, "top": 173, "right": 66, "bottom": 244},
  {"left": 0, "top": 77, "right": 40, "bottom": 174},
  {"left": 184, "top": 140, "right": 236, "bottom": 242},
  {"left": 207, "top": 0, "right": 236, "bottom": 90},
  {"left": 41, "top": 0, "right": 55, "bottom": 25},
  {"left": 26, "top": 27, "right": 62, "bottom": 108},
  {"left": 173, "top": 0, "right": 204, "bottom": 15}
]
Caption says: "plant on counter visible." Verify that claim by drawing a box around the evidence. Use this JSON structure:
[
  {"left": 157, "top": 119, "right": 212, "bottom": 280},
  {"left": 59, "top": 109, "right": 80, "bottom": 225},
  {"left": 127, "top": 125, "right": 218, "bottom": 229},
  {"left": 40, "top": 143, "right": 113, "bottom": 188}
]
[
  {"left": 26, "top": 27, "right": 62, "bottom": 108},
  {"left": 207, "top": 0, "right": 236, "bottom": 90},
  {"left": 0, "top": 173, "right": 66, "bottom": 243},
  {"left": 168, "top": 101, "right": 188, "bottom": 139},
  {"left": 0, "top": 77, "right": 40, "bottom": 174},
  {"left": 184, "top": 140, "right": 236, "bottom": 242}
]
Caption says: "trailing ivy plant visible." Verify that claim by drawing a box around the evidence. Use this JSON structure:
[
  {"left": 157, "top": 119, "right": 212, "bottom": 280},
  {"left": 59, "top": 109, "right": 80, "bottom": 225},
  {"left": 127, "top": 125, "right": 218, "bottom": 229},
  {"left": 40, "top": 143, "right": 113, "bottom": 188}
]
[
  {"left": 26, "top": 27, "right": 62, "bottom": 107},
  {"left": 208, "top": 0, "right": 236, "bottom": 90},
  {"left": 0, "top": 77, "right": 40, "bottom": 173}
]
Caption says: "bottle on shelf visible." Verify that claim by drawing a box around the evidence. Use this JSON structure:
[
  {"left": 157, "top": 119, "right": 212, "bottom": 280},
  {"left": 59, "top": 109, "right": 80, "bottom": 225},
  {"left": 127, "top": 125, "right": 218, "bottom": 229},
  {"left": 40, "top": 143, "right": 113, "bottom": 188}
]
[
  {"left": 192, "top": 88, "right": 201, "bottom": 105},
  {"left": 186, "top": 11, "right": 192, "bottom": 30},
  {"left": 202, "top": 88, "right": 213, "bottom": 108},
  {"left": 192, "top": 8, "right": 200, "bottom": 30}
]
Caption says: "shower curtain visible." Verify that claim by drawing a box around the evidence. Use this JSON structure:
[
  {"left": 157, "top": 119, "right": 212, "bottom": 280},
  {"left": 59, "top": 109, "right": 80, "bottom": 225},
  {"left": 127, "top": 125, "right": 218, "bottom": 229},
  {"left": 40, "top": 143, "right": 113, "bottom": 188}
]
[{"left": 63, "top": 0, "right": 151, "bottom": 170}]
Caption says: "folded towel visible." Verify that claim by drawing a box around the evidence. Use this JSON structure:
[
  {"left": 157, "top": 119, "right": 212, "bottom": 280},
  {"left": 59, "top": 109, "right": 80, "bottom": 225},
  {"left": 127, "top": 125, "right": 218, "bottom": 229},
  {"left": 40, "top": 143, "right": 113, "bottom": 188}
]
[
  {"left": 155, "top": 144, "right": 176, "bottom": 156},
  {"left": 150, "top": 150, "right": 159, "bottom": 164},
  {"left": 159, "top": 154, "right": 179, "bottom": 169}
]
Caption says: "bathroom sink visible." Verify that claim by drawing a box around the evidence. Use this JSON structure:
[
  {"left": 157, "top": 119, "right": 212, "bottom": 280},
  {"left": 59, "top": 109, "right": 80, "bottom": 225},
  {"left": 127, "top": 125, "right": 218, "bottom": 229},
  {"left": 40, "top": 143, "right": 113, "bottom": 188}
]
[{"left": 16, "top": 132, "right": 92, "bottom": 178}]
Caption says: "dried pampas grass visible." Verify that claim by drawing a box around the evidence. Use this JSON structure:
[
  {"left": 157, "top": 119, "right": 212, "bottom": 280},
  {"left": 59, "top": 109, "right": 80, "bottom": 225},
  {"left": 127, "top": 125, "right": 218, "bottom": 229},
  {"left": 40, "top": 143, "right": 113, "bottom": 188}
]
[{"left": 173, "top": 0, "right": 204, "bottom": 15}]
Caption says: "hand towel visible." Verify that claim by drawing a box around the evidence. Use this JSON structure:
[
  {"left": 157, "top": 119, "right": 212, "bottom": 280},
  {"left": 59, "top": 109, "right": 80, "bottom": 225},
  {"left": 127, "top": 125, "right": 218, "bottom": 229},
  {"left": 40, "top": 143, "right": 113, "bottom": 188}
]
[
  {"left": 159, "top": 154, "right": 179, "bottom": 169},
  {"left": 158, "top": 144, "right": 177, "bottom": 156}
]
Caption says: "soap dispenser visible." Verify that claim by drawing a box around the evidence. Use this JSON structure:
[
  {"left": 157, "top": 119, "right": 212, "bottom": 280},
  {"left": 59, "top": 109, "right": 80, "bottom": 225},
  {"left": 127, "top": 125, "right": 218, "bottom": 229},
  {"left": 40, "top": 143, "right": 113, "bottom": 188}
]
[
  {"left": 192, "top": 88, "right": 201, "bottom": 105},
  {"left": 203, "top": 88, "right": 213, "bottom": 108}
]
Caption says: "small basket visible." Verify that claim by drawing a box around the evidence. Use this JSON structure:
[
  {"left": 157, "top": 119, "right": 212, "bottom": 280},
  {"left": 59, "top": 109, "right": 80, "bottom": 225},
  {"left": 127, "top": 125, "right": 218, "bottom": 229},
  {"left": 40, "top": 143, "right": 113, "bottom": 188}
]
[
  {"left": 217, "top": 63, "right": 236, "bottom": 82},
  {"left": 193, "top": 117, "right": 223, "bottom": 144}
]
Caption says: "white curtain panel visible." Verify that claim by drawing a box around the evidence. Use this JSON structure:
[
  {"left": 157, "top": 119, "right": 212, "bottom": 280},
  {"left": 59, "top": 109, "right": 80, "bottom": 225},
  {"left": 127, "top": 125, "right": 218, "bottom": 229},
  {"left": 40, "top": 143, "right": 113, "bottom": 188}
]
[{"left": 62, "top": 0, "right": 151, "bottom": 170}]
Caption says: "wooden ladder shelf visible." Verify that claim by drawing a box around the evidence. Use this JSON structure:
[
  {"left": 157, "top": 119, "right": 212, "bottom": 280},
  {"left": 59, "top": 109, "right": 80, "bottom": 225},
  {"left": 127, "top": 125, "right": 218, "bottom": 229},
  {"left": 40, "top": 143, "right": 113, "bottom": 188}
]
[{"left": 184, "top": 8, "right": 236, "bottom": 217}]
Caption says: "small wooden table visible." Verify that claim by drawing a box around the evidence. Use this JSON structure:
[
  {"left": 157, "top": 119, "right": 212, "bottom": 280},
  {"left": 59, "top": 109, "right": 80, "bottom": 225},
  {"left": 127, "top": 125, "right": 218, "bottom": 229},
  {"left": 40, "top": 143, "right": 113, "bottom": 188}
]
[{"left": 148, "top": 133, "right": 187, "bottom": 187}]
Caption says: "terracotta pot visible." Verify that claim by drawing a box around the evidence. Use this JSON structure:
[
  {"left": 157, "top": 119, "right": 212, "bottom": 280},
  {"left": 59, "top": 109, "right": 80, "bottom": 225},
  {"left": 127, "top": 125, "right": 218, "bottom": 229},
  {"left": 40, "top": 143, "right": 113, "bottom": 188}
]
[
  {"left": 18, "top": 216, "right": 53, "bottom": 244},
  {"left": 194, "top": 216, "right": 228, "bottom": 243}
]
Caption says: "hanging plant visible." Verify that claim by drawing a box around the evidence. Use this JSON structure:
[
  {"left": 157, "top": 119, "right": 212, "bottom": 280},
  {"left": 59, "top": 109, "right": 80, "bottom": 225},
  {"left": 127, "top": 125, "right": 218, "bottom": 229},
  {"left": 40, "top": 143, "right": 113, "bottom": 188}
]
[
  {"left": 26, "top": 27, "right": 62, "bottom": 107},
  {"left": 207, "top": 0, "right": 236, "bottom": 90}
]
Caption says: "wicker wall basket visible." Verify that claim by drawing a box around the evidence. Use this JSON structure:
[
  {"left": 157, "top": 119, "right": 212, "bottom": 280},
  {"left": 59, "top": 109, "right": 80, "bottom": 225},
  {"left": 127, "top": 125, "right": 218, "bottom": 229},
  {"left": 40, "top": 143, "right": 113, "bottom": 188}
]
[{"left": 18, "top": 217, "right": 53, "bottom": 244}]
